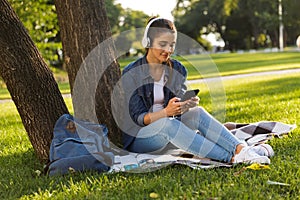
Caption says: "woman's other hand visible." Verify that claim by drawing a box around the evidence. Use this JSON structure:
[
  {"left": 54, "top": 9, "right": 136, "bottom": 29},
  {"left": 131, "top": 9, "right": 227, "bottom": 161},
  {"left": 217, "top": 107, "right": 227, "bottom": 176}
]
[{"left": 165, "top": 97, "right": 183, "bottom": 116}]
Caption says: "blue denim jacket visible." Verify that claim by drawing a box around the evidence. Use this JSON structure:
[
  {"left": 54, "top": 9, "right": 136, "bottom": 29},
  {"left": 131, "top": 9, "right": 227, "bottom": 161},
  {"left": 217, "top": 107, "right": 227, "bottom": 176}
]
[{"left": 121, "top": 56, "right": 188, "bottom": 149}]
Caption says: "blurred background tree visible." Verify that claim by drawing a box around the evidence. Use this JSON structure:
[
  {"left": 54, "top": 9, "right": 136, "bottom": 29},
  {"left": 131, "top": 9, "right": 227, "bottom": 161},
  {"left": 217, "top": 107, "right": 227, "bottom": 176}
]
[
  {"left": 173, "top": 0, "right": 300, "bottom": 51},
  {"left": 8, "top": 0, "right": 300, "bottom": 65},
  {"left": 8, "top": 0, "right": 62, "bottom": 67}
]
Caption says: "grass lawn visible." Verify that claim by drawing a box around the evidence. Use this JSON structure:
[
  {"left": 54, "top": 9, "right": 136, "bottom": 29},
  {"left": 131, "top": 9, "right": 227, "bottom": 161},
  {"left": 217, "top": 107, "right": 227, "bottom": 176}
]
[
  {"left": 119, "top": 51, "right": 300, "bottom": 79},
  {"left": 1, "top": 51, "right": 299, "bottom": 100},
  {"left": 0, "top": 69, "right": 299, "bottom": 199}
]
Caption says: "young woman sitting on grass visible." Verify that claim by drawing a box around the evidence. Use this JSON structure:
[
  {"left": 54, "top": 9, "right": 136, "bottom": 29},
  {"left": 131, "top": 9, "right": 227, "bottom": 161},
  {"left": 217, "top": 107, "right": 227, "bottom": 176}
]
[{"left": 119, "top": 17, "right": 273, "bottom": 164}]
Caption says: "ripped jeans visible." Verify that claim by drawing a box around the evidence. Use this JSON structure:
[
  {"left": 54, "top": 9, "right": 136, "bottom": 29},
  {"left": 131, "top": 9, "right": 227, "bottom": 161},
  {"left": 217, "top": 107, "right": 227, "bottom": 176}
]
[{"left": 127, "top": 107, "right": 242, "bottom": 163}]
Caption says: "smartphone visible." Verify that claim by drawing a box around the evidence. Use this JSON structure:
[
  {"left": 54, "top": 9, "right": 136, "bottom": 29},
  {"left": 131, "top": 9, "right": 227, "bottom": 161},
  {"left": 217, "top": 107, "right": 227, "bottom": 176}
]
[{"left": 180, "top": 89, "right": 200, "bottom": 101}]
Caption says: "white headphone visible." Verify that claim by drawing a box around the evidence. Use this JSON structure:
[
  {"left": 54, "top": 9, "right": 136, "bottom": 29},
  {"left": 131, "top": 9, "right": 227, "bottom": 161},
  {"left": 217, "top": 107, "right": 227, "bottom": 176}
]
[{"left": 141, "top": 17, "right": 165, "bottom": 48}]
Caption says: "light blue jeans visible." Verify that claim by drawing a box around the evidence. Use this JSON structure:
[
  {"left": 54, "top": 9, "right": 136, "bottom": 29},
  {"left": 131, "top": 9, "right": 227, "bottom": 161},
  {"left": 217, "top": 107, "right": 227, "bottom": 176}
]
[{"left": 128, "top": 107, "right": 242, "bottom": 163}]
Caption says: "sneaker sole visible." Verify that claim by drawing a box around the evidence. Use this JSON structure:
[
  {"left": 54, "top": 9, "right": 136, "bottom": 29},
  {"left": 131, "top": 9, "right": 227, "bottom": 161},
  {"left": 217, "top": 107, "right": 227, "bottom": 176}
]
[{"left": 248, "top": 156, "right": 271, "bottom": 165}]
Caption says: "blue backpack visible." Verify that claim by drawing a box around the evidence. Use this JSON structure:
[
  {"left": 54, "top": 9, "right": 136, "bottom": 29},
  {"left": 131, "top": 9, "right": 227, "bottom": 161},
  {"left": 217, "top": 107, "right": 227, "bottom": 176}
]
[{"left": 46, "top": 114, "right": 114, "bottom": 176}]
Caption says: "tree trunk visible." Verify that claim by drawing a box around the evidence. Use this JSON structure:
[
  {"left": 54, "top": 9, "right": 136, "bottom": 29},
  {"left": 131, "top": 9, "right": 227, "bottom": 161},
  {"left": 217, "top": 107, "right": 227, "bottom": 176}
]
[
  {"left": 0, "top": 0, "right": 69, "bottom": 161},
  {"left": 54, "top": 0, "right": 122, "bottom": 147}
]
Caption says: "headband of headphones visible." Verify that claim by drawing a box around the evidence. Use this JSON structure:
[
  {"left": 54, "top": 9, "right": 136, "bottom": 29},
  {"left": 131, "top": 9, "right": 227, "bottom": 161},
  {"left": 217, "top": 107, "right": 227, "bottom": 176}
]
[{"left": 141, "top": 17, "right": 167, "bottom": 48}]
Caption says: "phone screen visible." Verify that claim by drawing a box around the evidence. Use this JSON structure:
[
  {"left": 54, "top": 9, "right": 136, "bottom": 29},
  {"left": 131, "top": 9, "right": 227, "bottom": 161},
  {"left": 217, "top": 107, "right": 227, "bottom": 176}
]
[{"left": 181, "top": 89, "right": 200, "bottom": 101}]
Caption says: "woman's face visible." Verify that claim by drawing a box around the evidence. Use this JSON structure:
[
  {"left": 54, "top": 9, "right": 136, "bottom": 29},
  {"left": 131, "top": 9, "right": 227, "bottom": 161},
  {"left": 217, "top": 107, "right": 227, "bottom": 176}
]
[{"left": 147, "top": 32, "right": 176, "bottom": 64}]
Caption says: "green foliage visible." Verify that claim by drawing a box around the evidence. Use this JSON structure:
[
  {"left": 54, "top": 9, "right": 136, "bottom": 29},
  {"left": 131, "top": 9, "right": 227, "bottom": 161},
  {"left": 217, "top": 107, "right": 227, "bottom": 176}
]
[
  {"left": 113, "top": 9, "right": 149, "bottom": 56},
  {"left": 6, "top": 0, "right": 300, "bottom": 69},
  {"left": 7, "top": 0, "right": 150, "bottom": 66},
  {"left": 119, "top": 9, "right": 149, "bottom": 31},
  {"left": 36, "top": 42, "right": 62, "bottom": 67},
  {"left": 8, "top": 0, "right": 58, "bottom": 43},
  {"left": 105, "top": 0, "right": 123, "bottom": 34},
  {"left": 8, "top": 0, "right": 62, "bottom": 67},
  {"left": 283, "top": 0, "right": 300, "bottom": 43},
  {"left": 257, "top": 33, "right": 268, "bottom": 47},
  {"left": 174, "top": 0, "right": 300, "bottom": 50},
  {"left": 223, "top": 0, "right": 239, "bottom": 16}
]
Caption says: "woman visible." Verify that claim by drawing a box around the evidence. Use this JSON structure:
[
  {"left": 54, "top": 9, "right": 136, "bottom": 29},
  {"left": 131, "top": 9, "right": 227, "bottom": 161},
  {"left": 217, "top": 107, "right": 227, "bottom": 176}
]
[{"left": 120, "top": 17, "right": 273, "bottom": 164}]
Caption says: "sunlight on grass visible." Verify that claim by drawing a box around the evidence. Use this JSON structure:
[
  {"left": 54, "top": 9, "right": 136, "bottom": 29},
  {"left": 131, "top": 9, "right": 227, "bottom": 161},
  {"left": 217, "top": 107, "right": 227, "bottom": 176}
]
[
  {"left": 181, "top": 52, "right": 300, "bottom": 79},
  {"left": 191, "top": 72, "right": 300, "bottom": 124}
]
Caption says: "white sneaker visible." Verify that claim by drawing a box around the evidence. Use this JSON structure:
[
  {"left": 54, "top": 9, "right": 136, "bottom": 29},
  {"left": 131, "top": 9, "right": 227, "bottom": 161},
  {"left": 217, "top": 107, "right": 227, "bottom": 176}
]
[
  {"left": 233, "top": 146, "right": 270, "bottom": 164},
  {"left": 251, "top": 144, "right": 274, "bottom": 158}
]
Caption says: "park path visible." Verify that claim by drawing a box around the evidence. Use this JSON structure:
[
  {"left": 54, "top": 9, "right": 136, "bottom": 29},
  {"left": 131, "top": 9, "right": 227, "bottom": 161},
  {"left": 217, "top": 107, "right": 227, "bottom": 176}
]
[{"left": 1, "top": 68, "right": 300, "bottom": 104}]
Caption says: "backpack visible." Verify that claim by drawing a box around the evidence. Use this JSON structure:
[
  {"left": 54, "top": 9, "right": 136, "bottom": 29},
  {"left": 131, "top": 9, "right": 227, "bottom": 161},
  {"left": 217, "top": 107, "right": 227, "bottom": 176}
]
[{"left": 46, "top": 114, "right": 114, "bottom": 176}]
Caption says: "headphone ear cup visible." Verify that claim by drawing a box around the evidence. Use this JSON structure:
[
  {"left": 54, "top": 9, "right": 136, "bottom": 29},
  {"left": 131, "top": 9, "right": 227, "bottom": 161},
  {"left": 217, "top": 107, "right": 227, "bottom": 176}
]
[
  {"left": 142, "top": 36, "right": 148, "bottom": 48},
  {"left": 142, "top": 36, "right": 151, "bottom": 48},
  {"left": 146, "top": 37, "right": 150, "bottom": 47}
]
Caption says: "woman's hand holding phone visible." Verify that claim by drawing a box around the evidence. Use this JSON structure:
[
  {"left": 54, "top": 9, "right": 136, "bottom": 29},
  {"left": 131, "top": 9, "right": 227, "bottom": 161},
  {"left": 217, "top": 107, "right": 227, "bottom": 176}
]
[
  {"left": 180, "top": 89, "right": 200, "bottom": 110},
  {"left": 185, "top": 96, "right": 200, "bottom": 108}
]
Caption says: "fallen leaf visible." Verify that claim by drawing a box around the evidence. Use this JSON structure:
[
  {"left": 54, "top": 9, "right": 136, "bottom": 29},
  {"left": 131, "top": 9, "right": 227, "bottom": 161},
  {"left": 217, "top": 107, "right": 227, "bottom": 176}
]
[
  {"left": 149, "top": 192, "right": 159, "bottom": 199},
  {"left": 246, "top": 163, "right": 270, "bottom": 170}
]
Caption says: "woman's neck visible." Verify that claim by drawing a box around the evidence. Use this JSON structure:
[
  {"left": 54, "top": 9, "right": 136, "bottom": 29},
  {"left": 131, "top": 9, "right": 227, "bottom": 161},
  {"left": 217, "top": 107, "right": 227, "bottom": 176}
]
[
  {"left": 148, "top": 63, "right": 164, "bottom": 81},
  {"left": 146, "top": 53, "right": 166, "bottom": 81}
]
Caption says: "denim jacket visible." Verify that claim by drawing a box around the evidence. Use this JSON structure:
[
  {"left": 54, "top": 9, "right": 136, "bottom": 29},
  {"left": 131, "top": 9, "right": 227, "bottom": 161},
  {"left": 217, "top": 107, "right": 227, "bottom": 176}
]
[{"left": 121, "top": 56, "right": 187, "bottom": 149}]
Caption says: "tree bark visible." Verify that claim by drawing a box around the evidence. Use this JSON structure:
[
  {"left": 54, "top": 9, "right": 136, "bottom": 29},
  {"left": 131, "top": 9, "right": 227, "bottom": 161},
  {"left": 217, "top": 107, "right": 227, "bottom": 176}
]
[
  {"left": 54, "top": 0, "right": 122, "bottom": 146},
  {"left": 0, "top": 0, "right": 69, "bottom": 161}
]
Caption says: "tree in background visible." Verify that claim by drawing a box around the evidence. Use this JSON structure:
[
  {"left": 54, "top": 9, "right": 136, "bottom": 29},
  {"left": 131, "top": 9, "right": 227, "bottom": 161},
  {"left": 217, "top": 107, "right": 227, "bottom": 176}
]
[
  {"left": 116, "top": 9, "right": 149, "bottom": 56},
  {"left": 0, "top": 0, "right": 69, "bottom": 161},
  {"left": 7, "top": 0, "right": 125, "bottom": 68},
  {"left": 0, "top": 0, "right": 124, "bottom": 161},
  {"left": 283, "top": 0, "right": 300, "bottom": 47},
  {"left": 8, "top": 0, "right": 300, "bottom": 59},
  {"left": 105, "top": 0, "right": 123, "bottom": 34},
  {"left": 173, "top": 0, "right": 300, "bottom": 51},
  {"left": 8, "top": 0, "right": 62, "bottom": 67},
  {"left": 54, "top": 0, "right": 122, "bottom": 146},
  {"left": 7, "top": 0, "right": 144, "bottom": 68}
]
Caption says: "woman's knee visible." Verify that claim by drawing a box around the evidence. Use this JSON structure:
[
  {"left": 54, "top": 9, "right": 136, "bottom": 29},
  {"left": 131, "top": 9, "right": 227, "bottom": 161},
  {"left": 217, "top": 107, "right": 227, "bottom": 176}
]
[
  {"left": 155, "top": 117, "right": 179, "bottom": 129},
  {"left": 184, "top": 106, "right": 206, "bottom": 119},
  {"left": 195, "top": 106, "right": 206, "bottom": 114}
]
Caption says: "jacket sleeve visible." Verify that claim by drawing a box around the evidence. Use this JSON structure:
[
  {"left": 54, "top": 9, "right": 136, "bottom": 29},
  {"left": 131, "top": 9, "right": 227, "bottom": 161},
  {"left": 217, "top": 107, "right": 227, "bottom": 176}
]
[
  {"left": 121, "top": 69, "right": 148, "bottom": 127},
  {"left": 129, "top": 88, "right": 148, "bottom": 127}
]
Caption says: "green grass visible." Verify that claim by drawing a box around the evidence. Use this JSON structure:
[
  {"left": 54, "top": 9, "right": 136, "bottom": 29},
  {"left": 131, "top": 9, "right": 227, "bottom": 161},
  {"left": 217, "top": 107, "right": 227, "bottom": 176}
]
[
  {"left": 0, "top": 66, "right": 70, "bottom": 100},
  {"left": 178, "top": 51, "right": 300, "bottom": 79},
  {"left": 0, "top": 70, "right": 299, "bottom": 199},
  {"left": 0, "top": 51, "right": 299, "bottom": 100},
  {"left": 119, "top": 51, "right": 300, "bottom": 79}
]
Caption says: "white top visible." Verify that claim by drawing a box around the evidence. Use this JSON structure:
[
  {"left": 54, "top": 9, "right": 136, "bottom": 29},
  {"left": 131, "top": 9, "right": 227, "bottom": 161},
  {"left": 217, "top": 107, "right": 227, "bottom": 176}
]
[{"left": 152, "top": 70, "right": 165, "bottom": 112}]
